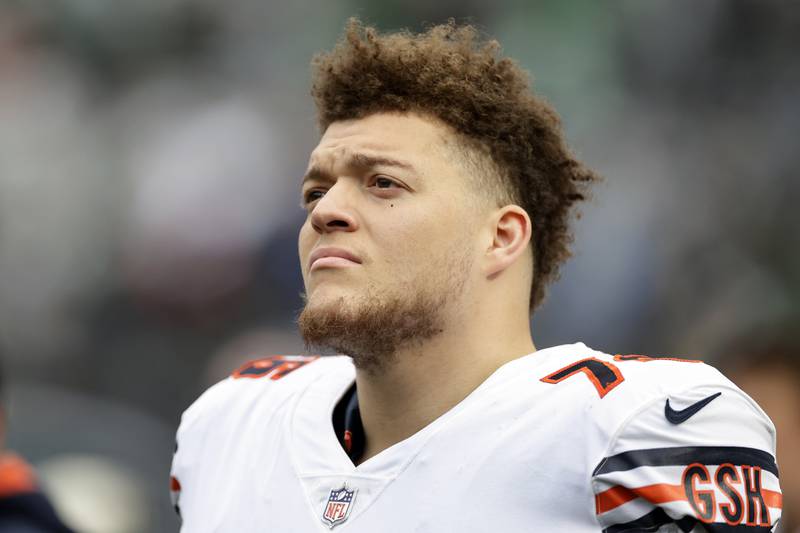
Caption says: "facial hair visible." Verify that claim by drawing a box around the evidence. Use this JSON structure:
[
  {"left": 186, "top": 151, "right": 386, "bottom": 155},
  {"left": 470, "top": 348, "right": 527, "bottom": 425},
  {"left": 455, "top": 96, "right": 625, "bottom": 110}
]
[{"left": 297, "top": 248, "right": 472, "bottom": 375}]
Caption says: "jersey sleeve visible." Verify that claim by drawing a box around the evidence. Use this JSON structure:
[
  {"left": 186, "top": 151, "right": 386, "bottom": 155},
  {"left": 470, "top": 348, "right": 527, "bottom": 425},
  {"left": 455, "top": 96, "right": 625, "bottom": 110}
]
[{"left": 591, "top": 382, "right": 781, "bottom": 532}]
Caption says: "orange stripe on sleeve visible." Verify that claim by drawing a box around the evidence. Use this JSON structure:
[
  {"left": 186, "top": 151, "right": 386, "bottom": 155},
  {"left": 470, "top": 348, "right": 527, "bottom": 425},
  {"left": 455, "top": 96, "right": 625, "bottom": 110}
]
[
  {"left": 763, "top": 489, "right": 782, "bottom": 509},
  {"left": 596, "top": 486, "right": 637, "bottom": 514},
  {"left": 596, "top": 483, "right": 685, "bottom": 514}
]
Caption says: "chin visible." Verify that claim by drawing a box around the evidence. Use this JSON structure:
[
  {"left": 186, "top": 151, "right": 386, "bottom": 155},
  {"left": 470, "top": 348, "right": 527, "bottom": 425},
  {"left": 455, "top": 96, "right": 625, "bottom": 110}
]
[{"left": 303, "top": 284, "right": 357, "bottom": 311}]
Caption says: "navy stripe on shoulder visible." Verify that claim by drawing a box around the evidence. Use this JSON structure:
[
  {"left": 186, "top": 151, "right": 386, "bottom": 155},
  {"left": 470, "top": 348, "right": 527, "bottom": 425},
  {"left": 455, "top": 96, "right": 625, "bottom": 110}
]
[
  {"left": 593, "top": 446, "right": 778, "bottom": 477},
  {"left": 603, "top": 508, "right": 696, "bottom": 533}
]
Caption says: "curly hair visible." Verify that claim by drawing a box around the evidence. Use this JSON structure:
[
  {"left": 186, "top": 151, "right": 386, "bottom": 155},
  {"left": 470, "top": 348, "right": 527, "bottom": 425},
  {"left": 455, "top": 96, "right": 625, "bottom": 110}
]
[{"left": 311, "top": 18, "right": 600, "bottom": 310}]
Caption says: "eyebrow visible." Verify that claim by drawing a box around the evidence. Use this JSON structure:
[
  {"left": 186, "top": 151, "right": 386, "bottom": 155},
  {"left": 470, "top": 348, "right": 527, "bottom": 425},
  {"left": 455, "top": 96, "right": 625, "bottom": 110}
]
[{"left": 302, "top": 153, "right": 418, "bottom": 184}]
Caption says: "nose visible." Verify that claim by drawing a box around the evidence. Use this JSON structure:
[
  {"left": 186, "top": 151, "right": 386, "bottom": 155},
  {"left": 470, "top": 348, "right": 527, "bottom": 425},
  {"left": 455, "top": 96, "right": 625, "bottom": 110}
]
[{"left": 309, "top": 182, "right": 359, "bottom": 234}]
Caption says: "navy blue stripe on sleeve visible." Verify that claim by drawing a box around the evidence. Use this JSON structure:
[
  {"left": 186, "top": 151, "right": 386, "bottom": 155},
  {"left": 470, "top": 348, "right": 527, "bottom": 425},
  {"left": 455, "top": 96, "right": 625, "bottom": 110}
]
[
  {"left": 593, "top": 446, "right": 778, "bottom": 477},
  {"left": 602, "top": 508, "right": 696, "bottom": 533},
  {"left": 602, "top": 507, "right": 775, "bottom": 533}
]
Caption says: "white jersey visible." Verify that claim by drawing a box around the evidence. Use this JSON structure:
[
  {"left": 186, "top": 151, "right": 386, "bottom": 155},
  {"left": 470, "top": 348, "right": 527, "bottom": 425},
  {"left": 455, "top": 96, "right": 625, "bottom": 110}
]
[{"left": 170, "top": 343, "right": 782, "bottom": 532}]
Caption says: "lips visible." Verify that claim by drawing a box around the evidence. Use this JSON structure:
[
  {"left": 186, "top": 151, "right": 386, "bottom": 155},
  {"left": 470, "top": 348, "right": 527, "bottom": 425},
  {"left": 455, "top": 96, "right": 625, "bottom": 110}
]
[{"left": 308, "top": 247, "right": 362, "bottom": 271}]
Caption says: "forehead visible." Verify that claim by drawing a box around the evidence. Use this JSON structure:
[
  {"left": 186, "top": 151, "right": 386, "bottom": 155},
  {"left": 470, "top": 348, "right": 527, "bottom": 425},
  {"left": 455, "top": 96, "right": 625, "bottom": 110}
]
[{"left": 309, "top": 112, "right": 452, "bottom": 168}]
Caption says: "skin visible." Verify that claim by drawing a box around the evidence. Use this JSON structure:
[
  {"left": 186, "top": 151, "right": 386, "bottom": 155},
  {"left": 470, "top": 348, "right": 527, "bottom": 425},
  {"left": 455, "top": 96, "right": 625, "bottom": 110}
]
[{"left": 298, "top": 112, "right": 536, "bottom": 464}]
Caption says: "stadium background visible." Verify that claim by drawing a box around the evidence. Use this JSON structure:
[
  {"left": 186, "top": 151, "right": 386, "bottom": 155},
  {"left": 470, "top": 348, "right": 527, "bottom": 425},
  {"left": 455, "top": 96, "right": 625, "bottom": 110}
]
[{"left": 0, "top": 0, "right": 797, "bottom": 531}]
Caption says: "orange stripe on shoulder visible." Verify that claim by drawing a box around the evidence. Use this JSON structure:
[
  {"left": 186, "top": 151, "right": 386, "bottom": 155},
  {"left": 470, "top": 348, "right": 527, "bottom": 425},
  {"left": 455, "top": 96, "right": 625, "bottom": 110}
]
[{"left": 596, "top": 483, "right": 685, "bottom": 514}]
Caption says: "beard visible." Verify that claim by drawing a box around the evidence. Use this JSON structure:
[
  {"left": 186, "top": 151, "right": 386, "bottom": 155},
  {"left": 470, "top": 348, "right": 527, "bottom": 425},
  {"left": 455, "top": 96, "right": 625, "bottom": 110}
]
[{"left": 297, "top": 250, "right": 472, "bottom": 374}]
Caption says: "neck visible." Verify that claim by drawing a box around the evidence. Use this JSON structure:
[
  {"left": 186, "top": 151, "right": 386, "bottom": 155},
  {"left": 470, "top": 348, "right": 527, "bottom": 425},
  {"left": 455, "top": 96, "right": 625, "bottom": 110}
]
[{"left": 353, "top": 314, "right": 535, "bottom": 464}]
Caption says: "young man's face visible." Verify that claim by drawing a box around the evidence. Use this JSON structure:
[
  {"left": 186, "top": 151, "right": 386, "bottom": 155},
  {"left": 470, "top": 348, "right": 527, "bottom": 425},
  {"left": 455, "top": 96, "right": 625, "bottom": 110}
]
[{"left": 297, "top": 112, "right": 482, "bottom": 367}]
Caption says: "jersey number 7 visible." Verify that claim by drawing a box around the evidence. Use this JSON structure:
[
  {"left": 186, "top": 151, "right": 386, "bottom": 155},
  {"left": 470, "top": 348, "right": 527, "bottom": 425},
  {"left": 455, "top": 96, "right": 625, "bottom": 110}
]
[{"left": 541, "top": 354, "right": 700, "bottom": 398}]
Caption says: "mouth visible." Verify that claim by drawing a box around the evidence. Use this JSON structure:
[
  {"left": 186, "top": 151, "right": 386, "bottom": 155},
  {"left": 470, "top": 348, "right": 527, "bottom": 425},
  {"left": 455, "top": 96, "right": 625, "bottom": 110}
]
[{"left": 308, "top": 247, "right": 362, "bottom": 272}]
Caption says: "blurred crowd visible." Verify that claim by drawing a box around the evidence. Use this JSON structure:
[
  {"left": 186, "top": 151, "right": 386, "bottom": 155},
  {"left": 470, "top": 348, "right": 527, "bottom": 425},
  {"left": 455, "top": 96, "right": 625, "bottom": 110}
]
[{"left": 0, "top": 0, "right": 797, "bottom": 531}]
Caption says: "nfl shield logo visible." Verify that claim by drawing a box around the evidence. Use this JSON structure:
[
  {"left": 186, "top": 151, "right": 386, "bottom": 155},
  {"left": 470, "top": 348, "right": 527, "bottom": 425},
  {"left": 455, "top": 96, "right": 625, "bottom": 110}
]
[{"left": 322, "top": 486, "right": 357, "bottom": 528}]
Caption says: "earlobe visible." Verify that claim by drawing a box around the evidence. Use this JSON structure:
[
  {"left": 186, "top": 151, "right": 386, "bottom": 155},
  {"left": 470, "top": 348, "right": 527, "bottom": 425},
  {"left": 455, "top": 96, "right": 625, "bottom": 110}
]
[{"left": 484, "top": 206, "right": 532, "bottom": 278}]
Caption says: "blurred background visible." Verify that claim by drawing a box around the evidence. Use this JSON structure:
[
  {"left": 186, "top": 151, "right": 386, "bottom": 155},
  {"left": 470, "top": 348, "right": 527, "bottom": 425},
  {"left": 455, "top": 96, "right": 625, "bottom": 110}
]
[{"left": 0, "top": 0, "right": 797, "bottom": 531}]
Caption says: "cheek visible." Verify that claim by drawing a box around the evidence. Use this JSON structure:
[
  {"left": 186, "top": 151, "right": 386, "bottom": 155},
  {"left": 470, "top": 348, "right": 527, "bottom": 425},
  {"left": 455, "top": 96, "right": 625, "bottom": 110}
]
[
  {"left": 376, "top": 210, "right": 466, "bottom": 276},
  {"left": 297, "top": 222, "right": 315, "bottom": 276}
]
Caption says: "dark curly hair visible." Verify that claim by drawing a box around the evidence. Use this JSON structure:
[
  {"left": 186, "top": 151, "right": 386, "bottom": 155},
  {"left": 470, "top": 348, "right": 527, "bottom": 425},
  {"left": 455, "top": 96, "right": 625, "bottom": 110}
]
[{"left": 311, "top": 18, "right": 600, "bottom": 310}]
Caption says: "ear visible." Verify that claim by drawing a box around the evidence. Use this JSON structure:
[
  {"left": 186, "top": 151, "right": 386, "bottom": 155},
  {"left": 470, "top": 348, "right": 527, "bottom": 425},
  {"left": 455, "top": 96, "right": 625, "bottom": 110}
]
[{"left": 483, "top": 205, "right": 532, "bottom": 279}]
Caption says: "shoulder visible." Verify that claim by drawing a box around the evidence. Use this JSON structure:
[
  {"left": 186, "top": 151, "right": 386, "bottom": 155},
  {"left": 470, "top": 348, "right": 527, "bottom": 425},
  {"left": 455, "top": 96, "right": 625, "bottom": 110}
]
[
  {"left": 537, "top": 343, "right": 728, "bottom": 398},
  {"left": 172, "top": 355, "right": 351, "bottom": 470},
  {"left": 574, "top": 346, "right": 777, "bottom": 457},
  {"left": 536, "top": 345, "right": 781, "bottom": 531},
  {"left": 535, "top": 344, "right": 765, "bottom": 429},
  {"left": 177, "top": 355, "right": 350, "bottom": 435},
  {"left": 170, "top": 354, "right": 353, "bottom": 519}
]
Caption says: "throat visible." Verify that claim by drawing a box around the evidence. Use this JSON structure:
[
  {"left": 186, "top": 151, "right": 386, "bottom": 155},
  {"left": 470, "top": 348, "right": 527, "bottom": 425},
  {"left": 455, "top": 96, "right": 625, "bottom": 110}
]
[{"left": 332, "top": 337, "right": 538, "bottom": 465}]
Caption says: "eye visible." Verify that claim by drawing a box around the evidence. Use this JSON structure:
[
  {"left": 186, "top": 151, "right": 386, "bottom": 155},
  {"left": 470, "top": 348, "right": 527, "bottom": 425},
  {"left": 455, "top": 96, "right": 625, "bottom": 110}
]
[
  {"left": 371, "top": 175, "right": 400, "bottom": 189},
  {"left": 302, "top": 189, "right": 325, "bottom": 206},
  {"left": 375, "top": 176, "right": 397, "bottom": 189}
]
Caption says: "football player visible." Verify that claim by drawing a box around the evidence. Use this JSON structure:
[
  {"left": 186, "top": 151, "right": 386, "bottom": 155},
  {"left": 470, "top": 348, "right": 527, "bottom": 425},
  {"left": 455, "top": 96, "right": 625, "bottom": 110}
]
[{"left": 171, "top": 19, "right": 782, "bottom": 532}]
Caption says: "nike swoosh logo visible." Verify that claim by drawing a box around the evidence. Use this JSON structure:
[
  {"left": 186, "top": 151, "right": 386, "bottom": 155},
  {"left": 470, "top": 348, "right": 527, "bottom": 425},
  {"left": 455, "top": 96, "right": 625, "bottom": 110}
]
[{"left": 665, "top": 392, "right": 722, "bottom": 424}]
